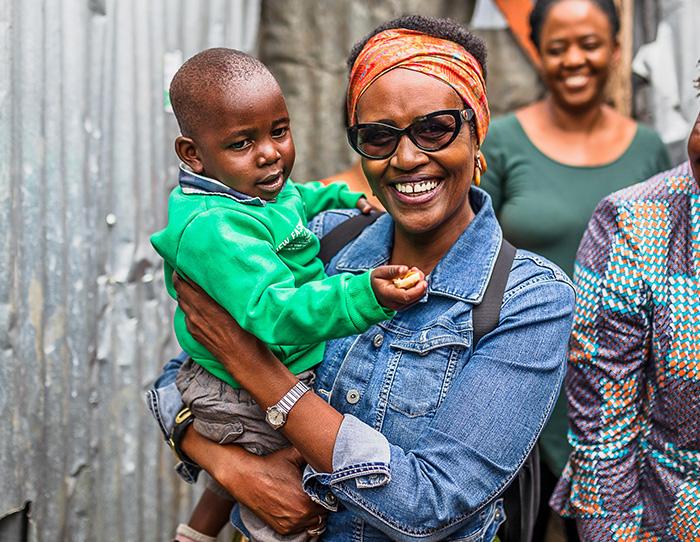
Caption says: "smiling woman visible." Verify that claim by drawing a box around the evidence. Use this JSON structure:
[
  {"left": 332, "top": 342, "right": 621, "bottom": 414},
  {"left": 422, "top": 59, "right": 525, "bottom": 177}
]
[
  {"left": 149, "top": 16, "right": 576, "bottom": 542},
  {"left": 479, "top": 1, "right": 671, "bottom": 540}
]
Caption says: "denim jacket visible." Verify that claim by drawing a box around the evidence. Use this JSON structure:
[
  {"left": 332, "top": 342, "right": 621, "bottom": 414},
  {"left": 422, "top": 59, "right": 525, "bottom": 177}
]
[{"left": 146, "top": 188, "right": 575, "bottom": 541}]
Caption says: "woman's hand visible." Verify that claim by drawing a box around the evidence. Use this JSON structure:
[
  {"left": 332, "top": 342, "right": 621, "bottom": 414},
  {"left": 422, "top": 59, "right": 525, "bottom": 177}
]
[
  {"left": 172, "top": 272, "right": 269, "bottom": 364},
  {"left": 181, "top": 427, "right": 327, "bottom": 534}
]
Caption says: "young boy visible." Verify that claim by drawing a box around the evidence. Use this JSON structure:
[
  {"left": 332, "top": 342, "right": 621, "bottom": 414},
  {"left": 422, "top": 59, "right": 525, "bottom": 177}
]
[{"left": 151, "top": 48, "right": 426, "bottom": 542}]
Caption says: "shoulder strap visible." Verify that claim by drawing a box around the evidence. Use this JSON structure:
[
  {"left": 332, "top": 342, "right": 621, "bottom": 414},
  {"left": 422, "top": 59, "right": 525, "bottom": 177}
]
[
  {"left": 472, "top": 239, "right": 516, "bottom": 346},
  {"left": 317, "top": 212, "right": 385, "bottom": 266}
]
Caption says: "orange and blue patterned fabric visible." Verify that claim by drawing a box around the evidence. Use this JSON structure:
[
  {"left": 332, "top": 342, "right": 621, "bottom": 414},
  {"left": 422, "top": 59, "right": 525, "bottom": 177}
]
[
  {"left": 347, "top": 29, "right": 490, "bottom": 146},
  {"left": 551, "top": 160, "right": 700, "bottom": 541}
]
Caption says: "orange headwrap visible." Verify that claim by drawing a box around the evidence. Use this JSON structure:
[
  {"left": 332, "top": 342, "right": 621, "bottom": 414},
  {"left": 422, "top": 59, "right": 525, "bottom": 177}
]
[{"left": 347, "top": 28, "right": 489, "bottom": 146}]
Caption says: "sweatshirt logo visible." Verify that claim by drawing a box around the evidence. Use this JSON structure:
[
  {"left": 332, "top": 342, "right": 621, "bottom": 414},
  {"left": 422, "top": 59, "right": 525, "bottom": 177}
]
[{"left": 276, "top": 221, "right": 314, "bottom": 252}]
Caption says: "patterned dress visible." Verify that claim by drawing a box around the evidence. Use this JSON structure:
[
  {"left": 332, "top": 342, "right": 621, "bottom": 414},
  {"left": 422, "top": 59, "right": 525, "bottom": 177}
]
[{"left": 551, "top": 160, "right": 700, "bottom": 541}]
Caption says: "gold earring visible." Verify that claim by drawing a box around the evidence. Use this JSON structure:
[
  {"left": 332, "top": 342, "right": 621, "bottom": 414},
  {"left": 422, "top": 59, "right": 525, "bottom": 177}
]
[{"left": 474, "top": 153, "right": 482, "bottom": 187}]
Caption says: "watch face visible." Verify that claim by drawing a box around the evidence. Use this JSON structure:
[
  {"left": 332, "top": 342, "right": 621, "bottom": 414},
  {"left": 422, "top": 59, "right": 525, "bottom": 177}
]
[{"left": 266, "top": 407, "right": 286, "bottom": 428}]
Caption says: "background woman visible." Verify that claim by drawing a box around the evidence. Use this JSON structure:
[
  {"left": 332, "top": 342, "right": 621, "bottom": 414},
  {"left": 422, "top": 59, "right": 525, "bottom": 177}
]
[
  {"left": 479, "top": 1, "right": 671, "bottom": 539},
  {"left": 153, "top": 15, "right": 576, "bottom": 541},
  {"left": 551, "top": 101, "right": 700, "bottom": 540}
]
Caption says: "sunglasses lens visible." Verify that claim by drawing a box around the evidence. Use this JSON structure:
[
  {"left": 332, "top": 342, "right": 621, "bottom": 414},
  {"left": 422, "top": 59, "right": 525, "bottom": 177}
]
[
  {"left": 412, "top": 114, "right": 458, "bottom": 150},
  {"left": 354, "top": 125, "right": 398, "bottom": 159},
  {"left": 349, "top": 110, "right": 470, "bottom": 159}
]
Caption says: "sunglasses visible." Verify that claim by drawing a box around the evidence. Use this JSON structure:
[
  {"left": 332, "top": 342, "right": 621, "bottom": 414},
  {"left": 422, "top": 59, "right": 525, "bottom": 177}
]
[{"left": 347, "top": 109, "right": 475, "bottom": 160}]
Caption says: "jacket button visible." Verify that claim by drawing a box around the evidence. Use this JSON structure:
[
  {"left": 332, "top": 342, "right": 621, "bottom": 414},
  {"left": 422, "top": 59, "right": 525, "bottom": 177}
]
[
  {"left": 325, "top": 493, "right": 337, "bottom": 506},
  {"left": 372, "top": 334, "right": 383, "bottom": 347},
  {"left": 346, "top": 390, "right": 360, "bottom": 404}
]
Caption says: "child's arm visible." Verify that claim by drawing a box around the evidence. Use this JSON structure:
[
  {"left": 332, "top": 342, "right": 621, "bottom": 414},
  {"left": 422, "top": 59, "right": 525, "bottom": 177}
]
[
  {"left": 175, "top": 212, "right": 394, "bottom": 348},
  {"left": 293, "top": 180, "right": 365, "bottom": 220}
]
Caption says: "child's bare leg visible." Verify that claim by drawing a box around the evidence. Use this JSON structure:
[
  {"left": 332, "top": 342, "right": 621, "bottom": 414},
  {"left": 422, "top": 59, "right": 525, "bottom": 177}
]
[
  {"left": 174, "top": 484, "right": 235, "bottom": 542},
  {"left": 189, "top": 487, "right": 235, "bottom": 535}
]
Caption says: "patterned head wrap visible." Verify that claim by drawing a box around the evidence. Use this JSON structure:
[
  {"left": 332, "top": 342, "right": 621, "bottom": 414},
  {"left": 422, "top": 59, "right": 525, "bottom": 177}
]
[{"left": 347, "top": 28, "right": 489, "bottom": 146}]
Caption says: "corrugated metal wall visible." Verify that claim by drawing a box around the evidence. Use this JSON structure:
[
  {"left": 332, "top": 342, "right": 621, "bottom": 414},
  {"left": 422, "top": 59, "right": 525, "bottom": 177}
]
[{"left": 1, "top": 1, "right": 259, "bottom": 540}]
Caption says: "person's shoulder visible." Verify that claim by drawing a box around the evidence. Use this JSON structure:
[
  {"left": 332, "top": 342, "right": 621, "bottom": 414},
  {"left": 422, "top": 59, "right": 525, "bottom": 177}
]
[
  {"left": 484, "top": 112, "right": 519, "bottom": 138},
  {"left": 605, "top": 161, "right": 690, "bottom": 205},
  {"left": 631, "top": 121, "right": 667, "bottom": 149},
  {"left": 510, "top": 248, "right": 573, "bottom": 290},
  {"left": 481, "top": 113, "right": 526, "bottom": 160},
  {"left": 502, "top": 247, "right": 575, "bottom": 313}
]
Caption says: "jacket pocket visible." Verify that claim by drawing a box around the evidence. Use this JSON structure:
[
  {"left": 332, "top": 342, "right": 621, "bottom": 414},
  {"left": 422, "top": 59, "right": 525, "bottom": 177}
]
[
  {"left": 387, "top": 332, "right": 470, "bottom": 417},
  {"left": 380, "top": 331, "right": 469, "bottom": 449}
]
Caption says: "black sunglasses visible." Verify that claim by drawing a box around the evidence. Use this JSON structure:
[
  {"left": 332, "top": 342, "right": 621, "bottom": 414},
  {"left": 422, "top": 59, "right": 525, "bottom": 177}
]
[{"left": 347, "top": 109, "right": 475, "bottom": 160}]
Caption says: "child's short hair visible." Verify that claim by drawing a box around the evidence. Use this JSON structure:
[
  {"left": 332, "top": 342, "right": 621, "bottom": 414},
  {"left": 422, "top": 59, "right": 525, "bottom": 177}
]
[{"left": 170, "top": 47, "right": 273, "bottom": 138}]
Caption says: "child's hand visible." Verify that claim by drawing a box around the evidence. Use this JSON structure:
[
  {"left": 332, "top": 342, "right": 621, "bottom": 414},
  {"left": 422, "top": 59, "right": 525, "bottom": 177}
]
[
  {"left": 356, "top": 197, "right": 382, "bottom": 214},
  {"left": 371, "top": 266, "right": 427, "bottom": 311}
]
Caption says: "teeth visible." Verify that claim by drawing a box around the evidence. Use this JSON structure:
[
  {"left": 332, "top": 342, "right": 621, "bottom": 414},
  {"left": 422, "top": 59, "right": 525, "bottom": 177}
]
[
  {"left": 565, "top": 75, "right": 588, "bottom": 87},
  {"left": 395, "top": 180, "right": 439, "bottom": 195}
]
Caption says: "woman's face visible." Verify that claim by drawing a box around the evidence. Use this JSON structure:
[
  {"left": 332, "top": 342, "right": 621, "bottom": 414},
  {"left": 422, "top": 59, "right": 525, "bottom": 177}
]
[
  {"left": 538, "top": 0, "right": 619, "bottom": 112},
  {"left": 688, "top": 110, "right": 700, "bottom": 188},
  {"left": 354, "top": 68, "right": 477, "bottom": 237}
]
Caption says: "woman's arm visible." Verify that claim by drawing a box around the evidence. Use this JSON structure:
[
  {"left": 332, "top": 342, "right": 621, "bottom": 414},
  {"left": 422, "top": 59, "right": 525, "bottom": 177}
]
[
  {"left": 173, "top": 272, "right": 343, "bottom": 474},
  {"left": 173, "top": 263, "right": 575, "bottom": 541},
  {"left": 179, "top": 428, "right": 328, "bottom": 534},
  {"left": 145, "top": 353, "right": 327, "bottom": 533},
  {"left": 550, "top": 198, "right": 650, "bottom": 541}
]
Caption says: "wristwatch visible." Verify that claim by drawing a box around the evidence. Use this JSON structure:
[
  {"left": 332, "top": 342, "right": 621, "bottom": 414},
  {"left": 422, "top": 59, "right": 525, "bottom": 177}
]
[
  {"left": 169, "top": 406, "right": 197, "bottom": 465},
  {"left": 265, "top": 380, "right": 311, "bottom": 430}
]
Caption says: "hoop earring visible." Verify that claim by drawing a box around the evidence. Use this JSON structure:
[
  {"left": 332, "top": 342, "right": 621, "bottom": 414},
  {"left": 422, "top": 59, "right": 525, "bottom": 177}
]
[{"left": 474, "top": 153, "right": 482, "bottom": 187}]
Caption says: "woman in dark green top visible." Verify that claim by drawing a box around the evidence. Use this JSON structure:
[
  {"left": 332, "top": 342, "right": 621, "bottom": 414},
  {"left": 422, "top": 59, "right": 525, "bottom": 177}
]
[
  {"left": 482, "top": 116, "right": 669, "bottom": 277},
  {"left": 480, "top": 0, "right": 671, "bottom": 540}
]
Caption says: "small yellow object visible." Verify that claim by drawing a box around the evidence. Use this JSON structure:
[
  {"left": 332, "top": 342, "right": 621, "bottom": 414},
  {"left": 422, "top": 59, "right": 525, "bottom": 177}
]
[{"left": 393, "top": 271, "right": 420, "bottom": 289}]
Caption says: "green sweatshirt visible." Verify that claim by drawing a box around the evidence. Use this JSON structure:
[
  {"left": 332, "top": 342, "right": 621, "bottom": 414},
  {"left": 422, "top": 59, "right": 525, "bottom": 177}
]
[{"left": 151, "top": 176, "right": 394, "bottom": 388}]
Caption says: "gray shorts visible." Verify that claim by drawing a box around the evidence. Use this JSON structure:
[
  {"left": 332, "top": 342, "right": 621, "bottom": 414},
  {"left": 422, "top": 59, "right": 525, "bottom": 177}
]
[
  {"left": 177, "top": 358, "right": 316, "bottom": 542},
  {"left": 175, "top": 356, "right": 315, "bottom": 455}
]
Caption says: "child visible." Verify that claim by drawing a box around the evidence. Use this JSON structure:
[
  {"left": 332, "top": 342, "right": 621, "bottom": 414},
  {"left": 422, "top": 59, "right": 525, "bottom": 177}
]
[{"left": 151, "top": 48, "right": 426, "bottom": 542}]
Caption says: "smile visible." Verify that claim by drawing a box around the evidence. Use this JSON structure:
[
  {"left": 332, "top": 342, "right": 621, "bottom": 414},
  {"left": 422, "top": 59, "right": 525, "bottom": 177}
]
[
  {"left": 563, "top": 75, "right": 590, "bottom": 89},
  {"left": 394, "top": 180, "right": 440, "bottom": 195}
]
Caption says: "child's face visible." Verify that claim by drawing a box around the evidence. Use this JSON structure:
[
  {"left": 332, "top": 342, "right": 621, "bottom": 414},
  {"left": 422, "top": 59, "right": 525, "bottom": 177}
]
[{"left": 190, "top": 81, "right": 295, "bottom": 200}]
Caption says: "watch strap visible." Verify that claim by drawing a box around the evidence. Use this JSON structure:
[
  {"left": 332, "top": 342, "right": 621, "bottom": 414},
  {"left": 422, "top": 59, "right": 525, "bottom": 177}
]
[
  {"left": 169, "top": 406, "right": 197, "bottom": 465},
  {"left": 276, "top": 380, "right": 311, "bottom": 415}
]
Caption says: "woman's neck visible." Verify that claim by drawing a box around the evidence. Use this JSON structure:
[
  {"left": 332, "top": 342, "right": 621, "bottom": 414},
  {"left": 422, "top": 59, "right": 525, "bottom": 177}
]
[
  {"left": 543, "top": 95, "right": 606, "bottom": 134},
  {"left": 389, "top": 210, "right": 473, "bottom": 275},
  {"left": 517, "top": 96, "right": 636, "bottom": 166}
]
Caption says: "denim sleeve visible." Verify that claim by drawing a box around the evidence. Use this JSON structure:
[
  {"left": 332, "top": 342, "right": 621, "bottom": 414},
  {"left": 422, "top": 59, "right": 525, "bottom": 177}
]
[
  {"left": 145, "top": 350, "right": 201, "bottom": 483},
  {"left": 303, "top": 263, "right": 575, "bottom": 541}
]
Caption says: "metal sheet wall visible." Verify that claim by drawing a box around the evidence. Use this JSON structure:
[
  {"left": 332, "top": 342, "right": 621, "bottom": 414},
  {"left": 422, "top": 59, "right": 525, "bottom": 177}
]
[{"left": 0, "top": 1, "right": 259, "bottom": 540}]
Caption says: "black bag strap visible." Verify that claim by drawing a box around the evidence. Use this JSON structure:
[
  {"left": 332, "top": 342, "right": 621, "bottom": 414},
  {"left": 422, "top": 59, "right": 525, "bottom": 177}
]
[
  {"left": 317, "top": 212, "right": 385, "bottom": 266},
  {"left": 472, "top": 239, "right": 516, "bottom": 346}
]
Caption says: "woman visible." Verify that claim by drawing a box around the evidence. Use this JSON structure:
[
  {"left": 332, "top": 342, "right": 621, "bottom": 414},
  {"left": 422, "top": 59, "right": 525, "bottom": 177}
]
[
  {"left": 479, "top": 1, "right": 670, "bottom": 538},
  {"left": 550, "top": 103, "right": 700, "bottom": 540},
  {"left": 152, "top": 15, "right": 576, "bottom": 541}
]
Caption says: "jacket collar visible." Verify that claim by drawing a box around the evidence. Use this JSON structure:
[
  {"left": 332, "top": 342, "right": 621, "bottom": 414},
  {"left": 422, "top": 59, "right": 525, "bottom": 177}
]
[
  {"left": 178, "top": 164, "right": 278, "bottom": 207},
  {"left": 335, "top": 188, "right": 503, "bottom": 304}
]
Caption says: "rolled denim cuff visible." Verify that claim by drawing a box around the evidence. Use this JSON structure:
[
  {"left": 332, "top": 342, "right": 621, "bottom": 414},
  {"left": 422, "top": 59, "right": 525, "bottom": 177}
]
[{"left": 302, "top": 415, "right": 390, "bottom": 509}]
